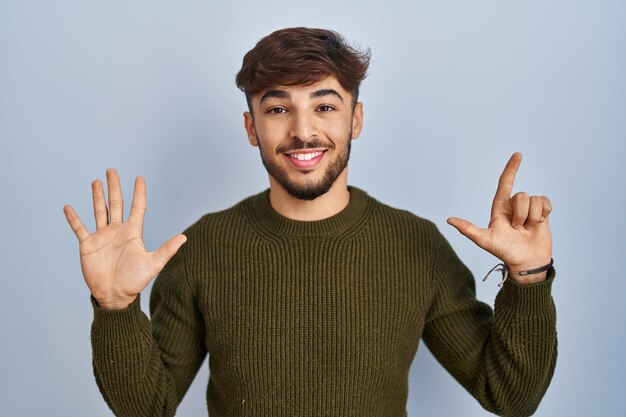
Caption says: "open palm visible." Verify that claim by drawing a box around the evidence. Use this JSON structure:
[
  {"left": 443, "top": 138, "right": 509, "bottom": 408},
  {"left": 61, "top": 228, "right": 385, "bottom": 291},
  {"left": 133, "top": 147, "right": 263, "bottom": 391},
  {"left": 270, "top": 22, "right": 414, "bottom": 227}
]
[{"left": 64, "top": 169, "right": 187, "bottom": 310}]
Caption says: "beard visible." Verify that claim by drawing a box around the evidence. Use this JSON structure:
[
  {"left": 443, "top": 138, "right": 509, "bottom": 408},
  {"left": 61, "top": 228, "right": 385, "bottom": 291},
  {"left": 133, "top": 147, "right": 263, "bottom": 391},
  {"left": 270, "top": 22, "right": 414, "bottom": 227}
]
[{"left": 257, "top": 133, "right": 352, "bottom": 201}]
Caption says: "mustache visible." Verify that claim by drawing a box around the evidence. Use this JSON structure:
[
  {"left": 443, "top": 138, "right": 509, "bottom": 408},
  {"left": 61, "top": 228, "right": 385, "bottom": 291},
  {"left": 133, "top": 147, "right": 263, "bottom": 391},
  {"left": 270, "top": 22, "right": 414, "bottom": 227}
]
[{"left": 276, "top": 139, "right": 335, "bottom": 154}]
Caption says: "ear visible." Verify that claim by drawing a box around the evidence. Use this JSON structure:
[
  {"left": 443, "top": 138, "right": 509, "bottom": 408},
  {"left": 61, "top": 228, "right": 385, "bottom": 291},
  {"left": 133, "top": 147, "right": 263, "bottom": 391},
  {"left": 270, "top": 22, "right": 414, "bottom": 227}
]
[
  {"left": 243, "top": 111, "right": 258, "bottom": 147},
  {"left": 351, "top": 102, "right": 363, "bottom": 140}
]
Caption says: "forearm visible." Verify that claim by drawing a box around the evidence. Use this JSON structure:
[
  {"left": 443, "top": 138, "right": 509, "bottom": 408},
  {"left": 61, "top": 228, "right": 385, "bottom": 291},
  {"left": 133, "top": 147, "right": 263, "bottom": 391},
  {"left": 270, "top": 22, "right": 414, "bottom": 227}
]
[
  {"left": 480, "top": 269, "right": 557, "bottom": 416},
  {"left": 91, "top": 296, "right": 178, "bottom": 417},
  {"left": 424, "top": 229, "right": 558, "bottom": 416}
]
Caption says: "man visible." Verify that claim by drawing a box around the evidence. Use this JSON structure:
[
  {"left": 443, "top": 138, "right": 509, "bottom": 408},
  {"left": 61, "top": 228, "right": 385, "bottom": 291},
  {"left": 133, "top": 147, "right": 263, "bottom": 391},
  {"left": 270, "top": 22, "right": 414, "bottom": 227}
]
[{"left": 63, "top": 27, "right": 557, "bottom": 417}]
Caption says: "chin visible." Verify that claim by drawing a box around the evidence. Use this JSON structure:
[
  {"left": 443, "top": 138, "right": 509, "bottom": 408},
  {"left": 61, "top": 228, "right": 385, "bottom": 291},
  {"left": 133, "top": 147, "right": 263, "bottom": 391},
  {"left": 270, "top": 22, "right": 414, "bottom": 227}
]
[{"left": 277, "top": 178, "right": 335, "bottom": 201}]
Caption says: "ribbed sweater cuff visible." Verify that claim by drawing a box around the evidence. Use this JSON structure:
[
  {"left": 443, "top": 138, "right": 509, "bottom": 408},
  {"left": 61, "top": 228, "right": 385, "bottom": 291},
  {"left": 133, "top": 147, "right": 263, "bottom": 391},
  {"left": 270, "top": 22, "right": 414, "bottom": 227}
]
[
  {"left": 91, "top": 295, "right": 148, "bottom": 340},
  {"left": 497, "top": 267, "right": 556, "bottom": 315}
]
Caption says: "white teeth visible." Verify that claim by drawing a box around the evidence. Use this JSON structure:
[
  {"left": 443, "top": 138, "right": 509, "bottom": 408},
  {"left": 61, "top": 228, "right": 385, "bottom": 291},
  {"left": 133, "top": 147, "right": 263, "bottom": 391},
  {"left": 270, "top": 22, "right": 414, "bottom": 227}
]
[{"left": 289, "top": 151, "right": 322, "bottom": 161}]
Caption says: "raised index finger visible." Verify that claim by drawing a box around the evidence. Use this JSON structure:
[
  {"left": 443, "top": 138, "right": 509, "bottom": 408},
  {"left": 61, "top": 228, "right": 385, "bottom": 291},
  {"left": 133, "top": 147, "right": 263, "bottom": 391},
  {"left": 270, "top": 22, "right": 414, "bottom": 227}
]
[{"left": 492, "top": 152, "right": 522, "bottom": 212}]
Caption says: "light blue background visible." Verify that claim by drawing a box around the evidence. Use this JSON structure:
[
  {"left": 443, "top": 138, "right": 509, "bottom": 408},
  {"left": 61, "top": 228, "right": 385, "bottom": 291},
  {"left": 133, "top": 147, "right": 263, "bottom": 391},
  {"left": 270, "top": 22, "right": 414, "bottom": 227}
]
[{"left": 1, "top": 1, "right": 624, "bottom": 416}]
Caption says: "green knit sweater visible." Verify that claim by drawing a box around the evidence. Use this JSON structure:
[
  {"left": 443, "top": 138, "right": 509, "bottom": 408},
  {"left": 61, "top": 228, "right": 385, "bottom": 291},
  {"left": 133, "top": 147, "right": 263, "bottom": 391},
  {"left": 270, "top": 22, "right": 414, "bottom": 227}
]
[{"left": 91, "top": 187, "right": 557, "bottom": 417}]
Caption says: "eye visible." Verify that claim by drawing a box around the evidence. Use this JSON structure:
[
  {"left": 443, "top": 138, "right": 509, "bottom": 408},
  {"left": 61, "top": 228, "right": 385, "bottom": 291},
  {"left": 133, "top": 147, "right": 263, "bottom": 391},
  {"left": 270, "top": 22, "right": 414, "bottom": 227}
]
[
  {"left": 317, "top": 105, "right": 335, "bottom": 113},
  {"left": 267, "top": 107, "right": 287, "bottom": 114}
]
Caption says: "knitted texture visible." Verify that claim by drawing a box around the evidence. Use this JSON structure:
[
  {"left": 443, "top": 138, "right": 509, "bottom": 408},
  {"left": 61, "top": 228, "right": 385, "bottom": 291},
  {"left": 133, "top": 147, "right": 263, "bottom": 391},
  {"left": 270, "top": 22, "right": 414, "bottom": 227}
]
[{"left": 91, "top": 187, "right": 557, "bottom": 417}]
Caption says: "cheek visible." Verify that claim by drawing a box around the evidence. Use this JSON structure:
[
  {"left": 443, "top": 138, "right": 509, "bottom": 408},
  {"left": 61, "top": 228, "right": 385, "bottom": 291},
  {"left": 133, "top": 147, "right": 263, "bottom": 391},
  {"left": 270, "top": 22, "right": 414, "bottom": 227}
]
[
  {"left": 256, "top": 120, "right": 288, "bottom": 143},
  {"left": 323, "top": 116, "right": 353, "bottom": 141},
  {"left": 254, "top": 127, "right": 278, "bottom": 150}
]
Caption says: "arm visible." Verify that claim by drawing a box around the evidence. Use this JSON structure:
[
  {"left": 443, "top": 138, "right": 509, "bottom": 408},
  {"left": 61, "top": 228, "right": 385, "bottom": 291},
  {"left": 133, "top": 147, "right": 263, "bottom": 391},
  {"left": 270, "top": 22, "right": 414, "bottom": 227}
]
[
  {"left": 423, "top": 230, "right": 557, "bottom": 417},
  {"left": 91, "top": 240, "right": 206, "bottom": 417},
  {"left": 64, "top": 169, "right": 202, "bottom": 416},
  {"left": 435, "top": 152, "right": 558, "bottom": 415}
]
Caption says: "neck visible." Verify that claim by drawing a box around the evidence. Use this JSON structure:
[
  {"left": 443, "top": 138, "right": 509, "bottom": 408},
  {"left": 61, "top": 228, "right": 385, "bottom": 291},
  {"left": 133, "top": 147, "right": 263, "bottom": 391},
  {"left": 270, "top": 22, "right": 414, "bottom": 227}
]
[{"left": 268, "top": 170, "right": 350, "bottom": 221}]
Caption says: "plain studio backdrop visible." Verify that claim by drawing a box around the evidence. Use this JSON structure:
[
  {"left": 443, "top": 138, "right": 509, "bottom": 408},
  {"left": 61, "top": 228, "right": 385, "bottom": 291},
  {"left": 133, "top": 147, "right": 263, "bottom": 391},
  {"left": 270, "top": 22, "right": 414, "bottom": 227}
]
[{"left": 1, "top": 1, "right": 624, "bottom": 416}]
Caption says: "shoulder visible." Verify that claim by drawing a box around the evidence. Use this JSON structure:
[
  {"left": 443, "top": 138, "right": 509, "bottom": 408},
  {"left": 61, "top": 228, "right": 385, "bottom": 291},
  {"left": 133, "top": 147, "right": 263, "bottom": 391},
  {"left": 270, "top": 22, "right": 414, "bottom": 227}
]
[
  {"left": 179, "top": 191, "right": 264, "bottom": 245},
  {"left": 353, "top": 187, "right": 444, "bottom": 259},
  {"left": 358, "top": 187, "right": 440, "bottom": 238}
]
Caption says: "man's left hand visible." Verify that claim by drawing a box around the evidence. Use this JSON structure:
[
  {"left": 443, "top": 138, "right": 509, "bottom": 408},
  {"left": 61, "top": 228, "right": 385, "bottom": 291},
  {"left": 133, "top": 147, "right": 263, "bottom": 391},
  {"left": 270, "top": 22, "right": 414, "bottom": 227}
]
[{"left": 447, "top": 152, "right": 553, "bottom": 284}]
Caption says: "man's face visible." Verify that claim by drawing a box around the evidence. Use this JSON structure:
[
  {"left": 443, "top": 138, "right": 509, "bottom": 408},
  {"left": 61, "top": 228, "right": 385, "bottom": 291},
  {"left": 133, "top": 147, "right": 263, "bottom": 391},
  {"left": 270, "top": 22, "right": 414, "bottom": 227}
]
[{"left": 244, "top": 76, "right": 363, "bottom": 201}]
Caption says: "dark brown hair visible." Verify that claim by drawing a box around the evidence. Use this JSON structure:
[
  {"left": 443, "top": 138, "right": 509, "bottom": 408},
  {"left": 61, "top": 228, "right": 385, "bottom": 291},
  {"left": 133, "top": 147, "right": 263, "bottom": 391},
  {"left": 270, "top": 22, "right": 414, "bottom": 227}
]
[{"left": 236, "top": 27, "right": 371, "bottom": 111}]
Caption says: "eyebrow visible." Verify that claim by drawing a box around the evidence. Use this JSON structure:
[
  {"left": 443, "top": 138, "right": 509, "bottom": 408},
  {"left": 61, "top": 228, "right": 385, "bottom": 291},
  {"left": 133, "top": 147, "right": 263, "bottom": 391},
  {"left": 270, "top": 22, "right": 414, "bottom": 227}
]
[
  {"left": 310, "top": 89, "right": 344, "bottom": 103},
  {"left": 259, "top": 90, "right": 290, "bottom": 104},
  {"left": 258, "top": 88, "right": 345, "bottom": 105}
]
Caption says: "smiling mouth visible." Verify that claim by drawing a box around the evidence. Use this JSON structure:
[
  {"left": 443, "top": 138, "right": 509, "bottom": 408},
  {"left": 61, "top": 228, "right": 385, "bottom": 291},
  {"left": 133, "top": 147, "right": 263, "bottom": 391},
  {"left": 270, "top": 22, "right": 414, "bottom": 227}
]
[
  {"left": 284, "top": 149, "right": 327, "bottom": 168},
  {"left": 287, "top": 151, "right": 325, "bottom": 161}
]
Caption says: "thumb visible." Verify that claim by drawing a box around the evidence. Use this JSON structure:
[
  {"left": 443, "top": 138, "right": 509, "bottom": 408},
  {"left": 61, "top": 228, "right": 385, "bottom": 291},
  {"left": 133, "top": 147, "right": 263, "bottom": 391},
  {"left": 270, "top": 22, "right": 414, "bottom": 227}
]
[
  {"left": 149, "top": 234, "right": 188, "bottom": 275},
  {"left": 447, "top": 217, "right": 489, "bottom": 249}
]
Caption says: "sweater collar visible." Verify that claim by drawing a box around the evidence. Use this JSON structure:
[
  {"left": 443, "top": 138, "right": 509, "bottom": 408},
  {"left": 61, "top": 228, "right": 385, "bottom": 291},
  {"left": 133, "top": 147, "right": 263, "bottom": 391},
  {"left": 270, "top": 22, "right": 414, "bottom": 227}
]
[{"left": 247, "top": 186, "right": 371, "bottom": 238}]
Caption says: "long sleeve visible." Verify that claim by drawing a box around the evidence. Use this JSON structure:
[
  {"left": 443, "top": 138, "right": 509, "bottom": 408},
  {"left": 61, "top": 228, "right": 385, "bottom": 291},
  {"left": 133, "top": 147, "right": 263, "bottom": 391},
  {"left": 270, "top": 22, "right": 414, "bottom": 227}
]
[
  {"left": 422, "top": 229, "right": 557, "bottom": 417},
  {"left": 88, "top": 187, "right": 558, "bottom": 416},
  {"left": 90, "top": 235, "right": 206, "bottom": 417}
]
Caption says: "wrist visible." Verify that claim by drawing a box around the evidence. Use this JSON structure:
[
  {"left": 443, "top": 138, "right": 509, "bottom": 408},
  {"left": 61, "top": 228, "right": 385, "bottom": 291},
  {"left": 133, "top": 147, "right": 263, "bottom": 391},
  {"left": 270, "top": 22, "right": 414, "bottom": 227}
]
[
  {"left": 507, "top": 258, "right": 553, "bottom": 284},
  {"left": 93, "top": 294, "right": 138, "bottom": 311},
  {"left": 506, "top": 256, "right": 552, "bottom": 273},
  {"left": 483, "top": 258, "right": 554, "bottom": 286},
  {"left": 508, "top": 270, "right": 548, "bottom": 284}
]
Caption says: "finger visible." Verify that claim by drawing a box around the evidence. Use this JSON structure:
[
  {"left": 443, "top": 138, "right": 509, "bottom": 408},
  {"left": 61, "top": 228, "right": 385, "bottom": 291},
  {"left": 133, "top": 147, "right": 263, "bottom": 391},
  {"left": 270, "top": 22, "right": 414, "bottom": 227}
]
[
  {"left": 492, "top": 152, "right": 522, "bottom": 215},
  {"left": 510, "top": 192, "right": 530, "bottom": 229},
  {"left": 447, "top": 217, "right": 490, "bottom": 249},
  {"left": 106, "top": 168, "right": 124, "bottom": 223},
  {"left": 128, "top": 176, "right": 146, "bottom": 233},
  {"left": 92, "top": 180, "right": 108, "bottom": 229},
  {"left": 525, "top": 196, "right": 544, "bottom": 230},
  {"left": 63, "top": 204, "right": 90, "bottom": 242},
  {"left": 148, "top": 234, "right": 188, "bottom": 276},
  {"left": 540, "top": 195, "right": 552, "bottom": 222}
]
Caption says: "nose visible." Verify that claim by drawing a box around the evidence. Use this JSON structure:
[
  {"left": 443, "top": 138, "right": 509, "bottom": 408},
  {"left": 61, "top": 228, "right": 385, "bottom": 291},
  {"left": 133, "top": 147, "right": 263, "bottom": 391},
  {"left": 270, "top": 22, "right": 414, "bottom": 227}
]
[{"left": 289, "top": 110, "right": 319, "bottom": 142}]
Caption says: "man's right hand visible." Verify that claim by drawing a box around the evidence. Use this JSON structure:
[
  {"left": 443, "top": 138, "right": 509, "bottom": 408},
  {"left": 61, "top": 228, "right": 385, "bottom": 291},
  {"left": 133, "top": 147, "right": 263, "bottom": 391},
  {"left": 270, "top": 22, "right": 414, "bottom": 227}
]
[{"left": 63, "top": 168, "right": 187, "bottom": 310}]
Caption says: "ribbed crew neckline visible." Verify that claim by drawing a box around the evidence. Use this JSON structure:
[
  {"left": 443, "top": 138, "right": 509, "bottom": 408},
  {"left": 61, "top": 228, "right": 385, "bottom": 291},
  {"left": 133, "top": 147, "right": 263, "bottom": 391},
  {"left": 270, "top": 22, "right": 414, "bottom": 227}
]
[{"left": 246, "top": 186, "right": 372, "bottom": 238}]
